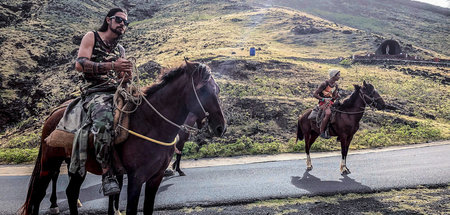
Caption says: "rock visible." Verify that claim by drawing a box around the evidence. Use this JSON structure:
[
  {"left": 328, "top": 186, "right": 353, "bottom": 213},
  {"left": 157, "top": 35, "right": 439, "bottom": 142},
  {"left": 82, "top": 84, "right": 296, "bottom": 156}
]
[
  {"left": 138, "top": 60, "right": 162, "bottom": 80},
  {"left": 72, "top": 35, "right": 83, "bottom": 45},
  {"left": 342, "top": 30, "right": 352, "bottom": 34}
]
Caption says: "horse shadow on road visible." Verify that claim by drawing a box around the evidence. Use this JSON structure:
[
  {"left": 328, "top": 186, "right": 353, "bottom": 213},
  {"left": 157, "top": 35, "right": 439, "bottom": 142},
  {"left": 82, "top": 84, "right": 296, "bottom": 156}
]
[
  {"left": 291, "top": 170, "right": 372, "bottom": 194},
  {"left": 44, "top": 174, "right": 179, "bottom": 212}
]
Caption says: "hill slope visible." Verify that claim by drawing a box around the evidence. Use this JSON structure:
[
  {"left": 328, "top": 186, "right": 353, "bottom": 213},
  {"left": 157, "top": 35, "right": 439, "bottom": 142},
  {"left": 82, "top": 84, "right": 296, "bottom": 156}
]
[{"left": 0, "top": 0, "right": 448, "bottom": 162}]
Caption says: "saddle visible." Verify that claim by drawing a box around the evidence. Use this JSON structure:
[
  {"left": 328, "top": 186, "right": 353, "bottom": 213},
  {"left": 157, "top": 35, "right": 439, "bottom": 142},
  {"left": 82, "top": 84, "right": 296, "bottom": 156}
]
[
  {"left": 308, "top": 105, "right": 337, "bottom": 128},
  {"left": 44, "top": 88, "right": 139, "bottom": 150}
]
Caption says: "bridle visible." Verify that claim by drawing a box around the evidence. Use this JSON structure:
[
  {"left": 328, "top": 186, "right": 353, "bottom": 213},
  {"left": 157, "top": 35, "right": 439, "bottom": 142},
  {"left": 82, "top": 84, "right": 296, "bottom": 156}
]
[
  {"left": 117, "top": 63, "right": 213, "bottom": 146},
  {"left": 332, "top": 86, "right": 383, "bottom": 114},
  {"left": 359, "top": 87, "right": 383, "bottom": 109},
  {"left": 142, "top": 64, "right": 211, "bottom": 134}
]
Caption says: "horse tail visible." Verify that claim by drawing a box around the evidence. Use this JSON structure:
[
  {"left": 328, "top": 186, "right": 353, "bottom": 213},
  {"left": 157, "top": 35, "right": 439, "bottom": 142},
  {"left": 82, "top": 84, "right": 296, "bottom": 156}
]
[
  {"left": 18, "top": 139, "right": 43, "bottom": 215},
  {"left": 296, "top": 118, "right": 304, "bottom": 143}
]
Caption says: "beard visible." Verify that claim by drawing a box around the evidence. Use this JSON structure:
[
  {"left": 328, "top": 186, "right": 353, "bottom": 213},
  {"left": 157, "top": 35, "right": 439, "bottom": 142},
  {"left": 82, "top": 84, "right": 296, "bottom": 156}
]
[{"left": 110, "top": 25, "right": 124, "bottom": 36}]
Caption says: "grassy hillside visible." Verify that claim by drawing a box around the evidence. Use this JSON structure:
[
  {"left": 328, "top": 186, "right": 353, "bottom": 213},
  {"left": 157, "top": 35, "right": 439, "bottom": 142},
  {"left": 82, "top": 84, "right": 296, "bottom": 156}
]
[
  {"left": 0, "top": 0, "right": 448, "bottom": 163},
  {"left": 251, "top": 0, "right": 450, "bottom": 57}
]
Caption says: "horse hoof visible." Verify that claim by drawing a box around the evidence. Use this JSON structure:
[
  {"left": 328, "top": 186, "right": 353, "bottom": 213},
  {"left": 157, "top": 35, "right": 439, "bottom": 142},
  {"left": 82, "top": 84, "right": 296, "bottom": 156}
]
[
  {"left": 77, "top": 199, "right": 83, "bottom": 208},
  {"left": 164, "top": 169, "right": 175, "bottom": 177},
  {"left": 114, "top": 209, "right": 122, "bottom": 215},
  {"left": 307, "top": 166, "right": 313, "bottom": 171},
  {"left": 179, "top": 171, "right": 186, "bottom": 176},
  {"left": 49, "top": 207, "right": 60, "bottom": 214},
  {"left": 341, "top": 168, "right": 351, "bottom": 175}
]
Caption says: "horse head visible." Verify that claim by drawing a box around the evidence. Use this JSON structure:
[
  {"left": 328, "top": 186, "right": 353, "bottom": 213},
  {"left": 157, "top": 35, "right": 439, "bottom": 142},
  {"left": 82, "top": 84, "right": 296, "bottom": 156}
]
[
  {"left": 184, "top": 60, "right": 227, "bottom": 137},
  {"left": 361, "top": 80, "right": 385, "bottom": 110}
]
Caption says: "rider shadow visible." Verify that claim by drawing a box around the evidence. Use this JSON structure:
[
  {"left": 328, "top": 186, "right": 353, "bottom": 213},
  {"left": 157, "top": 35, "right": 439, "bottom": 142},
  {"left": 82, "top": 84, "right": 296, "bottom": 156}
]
[{"left": 291, "top": 170, "right": 372, "bottom": 194}]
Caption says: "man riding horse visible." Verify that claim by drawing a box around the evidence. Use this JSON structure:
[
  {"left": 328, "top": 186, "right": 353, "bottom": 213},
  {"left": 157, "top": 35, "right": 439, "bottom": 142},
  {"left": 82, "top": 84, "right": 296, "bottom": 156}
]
[
  {"left": 60, "top": 8, "right": 132, "bottom": 196},
  {"left": 313, "top": 69, "right": 341, "bottom": 139}
]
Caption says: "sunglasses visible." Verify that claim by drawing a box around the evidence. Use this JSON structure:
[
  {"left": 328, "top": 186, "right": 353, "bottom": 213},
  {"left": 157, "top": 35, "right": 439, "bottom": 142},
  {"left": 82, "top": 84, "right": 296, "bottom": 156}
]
[{"left": 110, "top": 16, "right": 130, "bottom": 26}]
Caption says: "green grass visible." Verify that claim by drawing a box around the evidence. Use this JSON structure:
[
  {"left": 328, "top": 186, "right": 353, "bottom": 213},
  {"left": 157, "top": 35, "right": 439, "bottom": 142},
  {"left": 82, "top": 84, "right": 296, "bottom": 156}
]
[
  {"left": 0, "top": 148, "right": 39, "bottom": 164},
  {"left": 177, "top": 120, "right": 445, "bottom": 160}
]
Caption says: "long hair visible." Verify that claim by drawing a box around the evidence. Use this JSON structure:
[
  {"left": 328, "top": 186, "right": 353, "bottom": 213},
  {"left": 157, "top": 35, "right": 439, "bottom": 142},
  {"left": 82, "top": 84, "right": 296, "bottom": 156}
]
[{"left": 98, "top": 8, "right": 126, "bottom": 32}]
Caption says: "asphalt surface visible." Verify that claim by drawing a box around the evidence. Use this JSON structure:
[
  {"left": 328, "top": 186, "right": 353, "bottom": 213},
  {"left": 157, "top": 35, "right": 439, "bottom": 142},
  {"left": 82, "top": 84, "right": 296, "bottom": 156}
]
[{"left": 1, "top": 142, "right": 449, "bottom": 214}]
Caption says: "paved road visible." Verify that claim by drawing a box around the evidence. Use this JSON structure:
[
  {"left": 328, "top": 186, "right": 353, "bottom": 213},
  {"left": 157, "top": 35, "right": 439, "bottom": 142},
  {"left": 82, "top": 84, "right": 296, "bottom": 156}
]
[{"left": 1, "top": 143, "right": 449, "bottom": 214}]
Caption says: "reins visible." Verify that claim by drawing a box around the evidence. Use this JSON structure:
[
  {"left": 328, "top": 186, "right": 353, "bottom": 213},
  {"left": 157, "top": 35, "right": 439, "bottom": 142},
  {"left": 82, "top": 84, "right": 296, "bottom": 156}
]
[
  {"left": 331, "top": 89, "right": 381, "bottom": 115},
  {"left": 114, "top": 60, "right": 208, "bottom": 146}
]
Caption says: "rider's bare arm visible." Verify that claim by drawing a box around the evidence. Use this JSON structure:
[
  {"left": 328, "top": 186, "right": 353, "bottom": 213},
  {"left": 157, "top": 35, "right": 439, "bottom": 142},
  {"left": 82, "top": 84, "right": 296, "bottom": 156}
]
[
  {"left": 75, "top": 32, "right": 132, "bottom": 76},
  {"left": 313, "top": 82, "right": 328, "bottom": 100},
  {"left": 76, "top": 57, "right": 113, "bottom": 75},
  {"left": 75, "top": 32, "right": 112, "bottom": 75}
]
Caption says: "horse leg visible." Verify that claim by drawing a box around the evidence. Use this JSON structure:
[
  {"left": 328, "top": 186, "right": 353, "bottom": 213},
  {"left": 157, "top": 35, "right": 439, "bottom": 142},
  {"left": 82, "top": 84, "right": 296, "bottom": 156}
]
[
  {"left": 126, "top": 173, "right": 144, "bottom": 215},
  {"left": 340, "top": 135, "right": 352, "bottom": 175},
  {"left": 108, "top": 174, "right": 124, "bottom": 215},
  {"left": 66, "top": 172, "right": 86, "bottom": 215},
  {"left": 305, "top": 132, "right": 313, "bottom": 171},
  {"left": 305, "top": 133, "right": 319, "bottom": 171},
  {"left": 143, "top": 174, "right": 164, "bottom": 215},
  {"left": 29, "top": 157, "right": 62, "bottom": 215},
  {"left": 26, "top": 173, "right": 53, "bottom": 215},
  {"left": 173, "top": 153, "right": 185, "bottom": 176},
  {"left": 65, "top": 158, "right": 83, "bottom": 208},
  {"left": 49, "top": 162, "right": 62, "bottom": 215}
]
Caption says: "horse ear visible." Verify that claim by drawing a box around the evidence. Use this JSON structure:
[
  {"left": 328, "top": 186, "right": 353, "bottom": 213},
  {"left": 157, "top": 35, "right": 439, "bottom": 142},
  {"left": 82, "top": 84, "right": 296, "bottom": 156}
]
[
  {"left": 354, "top": 84, "right": 361, "bottom": 90},
  {"left": 184, "top": 58, "right": 194, "bottom": 73},
  {"left": 363, "top": 80, "right": 367, "bottom": 86}
]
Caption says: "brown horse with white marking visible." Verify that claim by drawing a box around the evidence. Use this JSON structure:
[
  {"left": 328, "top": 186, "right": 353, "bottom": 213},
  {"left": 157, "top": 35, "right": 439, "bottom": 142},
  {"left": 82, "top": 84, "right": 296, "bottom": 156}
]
[
  {"left": 20, "top": 61, "right": 226, "bottom": 215},
  {"left": 296, "top": 81, "right": 385, "bottom": 174}
]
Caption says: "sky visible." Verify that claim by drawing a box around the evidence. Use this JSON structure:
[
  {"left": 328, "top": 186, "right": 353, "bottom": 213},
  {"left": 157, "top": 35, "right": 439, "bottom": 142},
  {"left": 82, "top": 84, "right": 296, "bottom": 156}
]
[{"left": 413, "top": 0, "right": 450, "bottom": 8}]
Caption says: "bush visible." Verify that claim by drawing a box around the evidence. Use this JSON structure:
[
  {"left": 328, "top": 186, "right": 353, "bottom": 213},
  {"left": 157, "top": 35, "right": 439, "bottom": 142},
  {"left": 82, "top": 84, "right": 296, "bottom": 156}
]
[
  {"left": 6, "top": 132, "right": 40, "bottom": 148},
  {"left": 0, "top": 148, "right": 39, "bottom": 164},
  {"left": 339, "top": 58, "right": 352, "bottom": 66}
]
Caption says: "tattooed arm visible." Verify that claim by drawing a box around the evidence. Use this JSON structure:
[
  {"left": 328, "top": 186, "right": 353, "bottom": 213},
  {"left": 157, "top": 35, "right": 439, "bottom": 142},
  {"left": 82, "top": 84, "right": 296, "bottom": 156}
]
[
  {"left": 76, "top": 57, "right": 113, "bottom": 75},
  {"left": 75, "top": 32, "right": 113, "bottom": 75},
  {"left": 75, "top": 32, "right": 132, "bottom": 76}
]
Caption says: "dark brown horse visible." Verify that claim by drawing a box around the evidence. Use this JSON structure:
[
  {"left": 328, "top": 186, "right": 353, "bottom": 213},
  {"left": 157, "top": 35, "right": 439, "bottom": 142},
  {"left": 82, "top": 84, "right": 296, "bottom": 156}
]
[
  {"left": 20, "top": 61, "right": 226, "bottom": 215},
  {"left": 46, "top": 113, "right": 202, "bottom": 213},
  {"left": 296, "top": 81, "right": 385, "bottom": 174}
]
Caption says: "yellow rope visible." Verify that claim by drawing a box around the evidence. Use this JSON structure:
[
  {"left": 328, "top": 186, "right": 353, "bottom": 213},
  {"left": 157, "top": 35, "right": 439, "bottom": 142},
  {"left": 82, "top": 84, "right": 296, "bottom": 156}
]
[{"left": 118, "top": 125, "right": 179, "bottom": 146}]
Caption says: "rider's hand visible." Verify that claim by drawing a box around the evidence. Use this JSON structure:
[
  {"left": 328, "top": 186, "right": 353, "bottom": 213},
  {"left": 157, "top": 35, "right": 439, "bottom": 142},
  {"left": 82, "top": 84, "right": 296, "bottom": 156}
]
[
  {"left": 114, "top": 58, "right": 132, "bottom": 73},
  {"left": 114, "top": 58, "right": 133, "bottom": 82}
]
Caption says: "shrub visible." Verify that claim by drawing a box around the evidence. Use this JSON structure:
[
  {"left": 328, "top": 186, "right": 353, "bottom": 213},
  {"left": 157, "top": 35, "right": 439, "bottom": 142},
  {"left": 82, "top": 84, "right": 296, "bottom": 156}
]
[
  {"left": 0, "top": 148, "right": 39, "bottom": 164},
  {"left": 6, "top": 132, "right": 40, "bottom": 148},
  {"left": 339, "top": 58, "right": 352, "bottom": 66}
]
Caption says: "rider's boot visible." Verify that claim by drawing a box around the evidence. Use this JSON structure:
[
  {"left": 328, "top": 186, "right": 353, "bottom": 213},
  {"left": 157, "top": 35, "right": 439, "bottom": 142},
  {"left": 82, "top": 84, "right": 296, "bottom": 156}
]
[
  {"left": 320, "top": 114, "right": 331, "bottom": 139},
  {"left": 102, "top": 168, "right": 120, "bottom": 196}
]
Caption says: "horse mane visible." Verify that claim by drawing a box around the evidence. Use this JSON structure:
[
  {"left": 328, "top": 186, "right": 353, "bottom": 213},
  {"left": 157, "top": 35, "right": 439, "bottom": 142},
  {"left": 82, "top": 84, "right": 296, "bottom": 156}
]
[
  {"left": 142, "top": 62, "right": 212, "bottom": 96},
  {"left": 143, "top": 65, "right": 186, "bottom": 95},
  {"left": 336, "top": 85, "right": 361, "bottom": 109}
]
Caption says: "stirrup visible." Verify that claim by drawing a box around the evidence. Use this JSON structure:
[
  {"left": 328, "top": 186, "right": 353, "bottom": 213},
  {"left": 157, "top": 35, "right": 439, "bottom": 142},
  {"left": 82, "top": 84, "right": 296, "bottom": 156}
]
[
  {"left": 320, "top": 129, "right": 331, "bottom": 139},
  {"left": 102, "top": 175, "right": 120, "bottom": 196}
]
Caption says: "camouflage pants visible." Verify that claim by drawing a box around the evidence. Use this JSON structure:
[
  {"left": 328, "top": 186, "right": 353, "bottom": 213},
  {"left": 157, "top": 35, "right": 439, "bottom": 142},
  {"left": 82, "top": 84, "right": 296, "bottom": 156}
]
[
  {"left": 87, "top": 93, "right": 114, "bottom": 168},
  {"left": 69, "top": 92, "right": 114, "bottom": 176}
]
